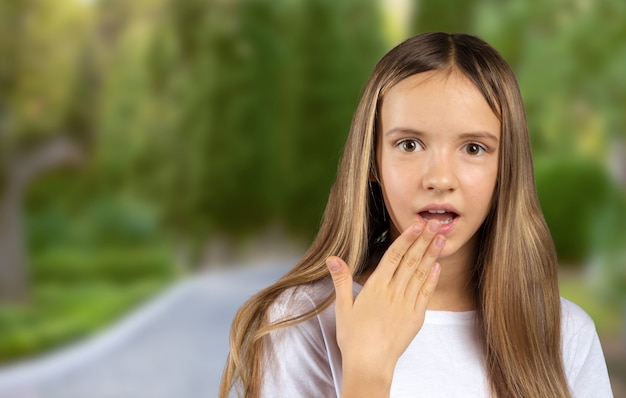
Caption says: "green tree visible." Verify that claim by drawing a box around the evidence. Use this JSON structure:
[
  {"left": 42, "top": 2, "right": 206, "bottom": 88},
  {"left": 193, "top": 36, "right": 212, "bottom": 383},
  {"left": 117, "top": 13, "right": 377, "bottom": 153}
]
[
  {"left": 283, "top": 0, "right": 386, "bottom": 237},
  {"left": 0, "top": 0, "right": 91, "bottom": 301},
  {"left": 144, "top": 0, "right": 295, "bottom": 245},
  {"left": 411, "top": 0, "right": 480, "bottom": 34},
  {"left": 143, "top": 0, "right": 386, "bottom": 255},
  {"left": 471, "top": 0, "right": 626, "bottom": 155},
  {"left": 92, "top": 0, "right": 169, "bottom": 197}
]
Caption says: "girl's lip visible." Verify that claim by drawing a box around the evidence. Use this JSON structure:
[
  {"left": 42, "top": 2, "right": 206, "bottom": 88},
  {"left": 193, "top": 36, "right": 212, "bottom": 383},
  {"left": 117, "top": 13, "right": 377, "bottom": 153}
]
[
  {"left": 416, "top": 211, "right": 459, "bottom": 235},
  {"left": 417, "top": 203, "right": 461, "bottom": 215},
  {"left": 435, "top": 215, "right": 458, "bottom": 235}
]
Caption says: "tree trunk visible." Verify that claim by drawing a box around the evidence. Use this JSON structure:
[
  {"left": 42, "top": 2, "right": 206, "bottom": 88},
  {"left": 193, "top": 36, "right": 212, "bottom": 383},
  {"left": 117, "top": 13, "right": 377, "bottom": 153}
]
[
  {"left": 0, "top": 182, "right": 29, "bottom": 302},
  {"left": 0, "top": 137, "right": 83, "bottom": 303}
]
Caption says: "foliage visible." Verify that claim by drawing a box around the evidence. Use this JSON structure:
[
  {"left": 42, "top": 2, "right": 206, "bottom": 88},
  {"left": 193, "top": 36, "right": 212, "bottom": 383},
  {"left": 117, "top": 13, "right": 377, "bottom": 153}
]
[
  {"left": 411, "top": 0, "right": 479, "bottom": 34},
  {"left": 0, "top": 0, "right": 96, "bottom": 301},
  {"left": 0, "top": 280, "right": 165, "bottom": 363},
  {"left": 31, "top": 247, "right": 174, "bottom": 284},
  {"left": 589, "top": 193, "right": 626, "bottom": 305},
  {"left": 25, "top": 180, "right": 175, "bottom": 282},
  {"left": 1, "top": 196, "right": 175, "bottom": 363},
  {"left": 3, "top": 173, "right": 178, "bottom": 364},
  {"left": 535, "top": 156, "right": 615, "bottom": 264},
  {"left": 25, "top": 172, "right": 165, "bottom": 249},
  {"left": 0, "top": 0, "right": 94, "bottom": 148},
  {"left": 139, "top": 0, "right": 387, "bottom": 245},
  {"left": 471, "top": 0, "right": 626, "bottom": 154},
  {"left": 282, "top": 0, "right": 386, "bottom": 237}
]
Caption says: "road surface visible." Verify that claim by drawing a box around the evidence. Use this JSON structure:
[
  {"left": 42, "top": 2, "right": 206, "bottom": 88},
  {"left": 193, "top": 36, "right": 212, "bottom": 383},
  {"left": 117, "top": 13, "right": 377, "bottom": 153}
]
[{"left": 0, "top": 262, "right": 291, "bottom": 398}]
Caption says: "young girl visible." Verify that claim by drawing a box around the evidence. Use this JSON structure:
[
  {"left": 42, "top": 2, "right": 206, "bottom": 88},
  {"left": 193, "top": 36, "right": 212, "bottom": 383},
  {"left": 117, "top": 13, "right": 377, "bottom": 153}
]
[{"left": 219, "top": 32, "right": 613, "bottom": 398}]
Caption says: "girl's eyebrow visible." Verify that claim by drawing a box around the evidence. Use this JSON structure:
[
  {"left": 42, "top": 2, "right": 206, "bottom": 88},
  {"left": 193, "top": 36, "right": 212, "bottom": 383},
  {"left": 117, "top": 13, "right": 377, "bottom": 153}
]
[
  {"left": 458, "top": 132, "right": 500, "bottom": 144},
  {"left": 384, "top": 127, "right": 499, "bottom": 144},
  {"left": 383, "top": 127, "right": 425, "bottom": 138}
]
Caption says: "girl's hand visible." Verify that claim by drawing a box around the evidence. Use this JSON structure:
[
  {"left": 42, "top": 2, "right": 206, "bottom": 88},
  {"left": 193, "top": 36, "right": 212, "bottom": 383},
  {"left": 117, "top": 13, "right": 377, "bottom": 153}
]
[{"left": 326, "top": 220, "right": 445, "bottom": 396}]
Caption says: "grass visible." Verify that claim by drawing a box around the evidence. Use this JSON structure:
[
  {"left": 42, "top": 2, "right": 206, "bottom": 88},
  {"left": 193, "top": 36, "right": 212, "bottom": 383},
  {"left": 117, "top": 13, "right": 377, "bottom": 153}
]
[{"left": 0, "top": 279, "right": 170, "bottom": 364}]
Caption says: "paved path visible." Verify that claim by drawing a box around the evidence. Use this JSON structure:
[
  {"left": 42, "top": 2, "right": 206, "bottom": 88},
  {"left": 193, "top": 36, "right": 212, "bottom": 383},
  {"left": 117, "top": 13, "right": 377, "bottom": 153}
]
[{"left": 0, "top": 262, "right": 291, "bottom": 398}]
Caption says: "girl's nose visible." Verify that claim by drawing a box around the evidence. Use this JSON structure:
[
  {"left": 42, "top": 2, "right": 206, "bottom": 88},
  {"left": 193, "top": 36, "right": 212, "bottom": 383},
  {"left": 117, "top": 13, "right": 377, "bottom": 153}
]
[{"left": 422, "top": 153, "right": 458, "bottom": 193}]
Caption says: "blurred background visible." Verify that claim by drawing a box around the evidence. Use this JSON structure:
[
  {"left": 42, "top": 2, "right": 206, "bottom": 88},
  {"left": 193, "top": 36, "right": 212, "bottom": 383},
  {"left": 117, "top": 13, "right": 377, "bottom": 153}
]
[{"left": 0, "top": 0, "right": 624, "bottom": 395}]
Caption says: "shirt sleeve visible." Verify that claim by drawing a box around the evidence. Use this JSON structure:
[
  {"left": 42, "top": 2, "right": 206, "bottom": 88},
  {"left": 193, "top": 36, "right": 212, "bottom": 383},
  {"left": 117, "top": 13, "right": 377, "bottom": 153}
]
[
  {"left": 561, "top": 299, "right": 614, "bottom": 398},
  {"left": 260, "top": 290, "right": 338, "bottom": 398}
]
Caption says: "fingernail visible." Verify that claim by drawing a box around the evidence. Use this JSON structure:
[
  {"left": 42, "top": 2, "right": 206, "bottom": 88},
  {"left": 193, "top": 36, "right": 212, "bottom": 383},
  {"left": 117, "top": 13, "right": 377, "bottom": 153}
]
[
  {"left": 327, "top": 258, "right": 341, "bottom": 272},
  {"left": 432, "top": 262, "right": 441, "bottom": 274},
  {"left": 412, "top": 223, "right": 423, "bottom": 234},
  {"left": 435, "top": 236, "right": 446, "bottom": 248},
  {"left": 428, "top": 221, "right": 441, "bottom": 232}
]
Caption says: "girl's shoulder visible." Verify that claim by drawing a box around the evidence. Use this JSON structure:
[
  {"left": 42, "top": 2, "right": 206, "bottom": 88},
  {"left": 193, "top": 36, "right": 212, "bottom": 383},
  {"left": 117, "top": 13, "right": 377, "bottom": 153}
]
[
  {"left": 261, "top": 278, "right": 341, "bottom": 396},
  {"left": 267, "top": 277, "right": 336, "bottom": 323},
  {"left": 559, "top": 297, "right": 603, "bottom": 353},
  {"left": 559, "top": 298, "right": 613, "bottom": 395},
  {"left": 560, "top": 297, "right": 595, "bottom": 333}
]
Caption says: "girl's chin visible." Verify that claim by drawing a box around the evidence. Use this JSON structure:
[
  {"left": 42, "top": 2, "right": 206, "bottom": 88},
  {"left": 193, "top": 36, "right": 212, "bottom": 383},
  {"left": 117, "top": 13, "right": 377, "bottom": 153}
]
[{"left": 437, "top": 245, "right": 455, "bottom": 260}]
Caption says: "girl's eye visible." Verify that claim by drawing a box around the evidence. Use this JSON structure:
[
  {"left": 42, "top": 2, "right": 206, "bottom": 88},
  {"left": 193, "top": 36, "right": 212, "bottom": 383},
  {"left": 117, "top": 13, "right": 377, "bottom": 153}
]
[
  {"left": 399, "top": 139, "right": 421, "bottom": 152},
  {"left": 465, "top": 143, "right": 485, "bottom": 155}
]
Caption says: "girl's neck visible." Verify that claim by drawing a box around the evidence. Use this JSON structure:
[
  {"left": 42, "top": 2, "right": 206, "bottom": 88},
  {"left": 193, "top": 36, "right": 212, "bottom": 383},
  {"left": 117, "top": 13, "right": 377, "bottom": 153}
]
[
  {"left": 356, "top": 234, "right": 477, "bottom": 312},
  {"left": 355, "top": 261, "right": 475, "bottom": 312},
  {"left": 428, "top": 235, "right": 478, "bottom": 311},
  {"left": 427, "top": 254, "right": 476, "bottom": 311}
]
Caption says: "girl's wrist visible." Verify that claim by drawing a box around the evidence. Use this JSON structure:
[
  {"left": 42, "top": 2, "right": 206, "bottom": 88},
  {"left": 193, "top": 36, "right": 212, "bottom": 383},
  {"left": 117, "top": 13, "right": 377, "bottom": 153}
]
[{"left": 341, "top": 359, "right": 395, "bottom": 397}]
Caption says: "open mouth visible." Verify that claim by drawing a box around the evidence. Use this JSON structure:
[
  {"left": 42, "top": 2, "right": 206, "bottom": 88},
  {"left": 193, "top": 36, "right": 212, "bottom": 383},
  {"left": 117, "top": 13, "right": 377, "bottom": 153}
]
[{"left": 419, "top": 209, "right": 458, "bottom": 225}]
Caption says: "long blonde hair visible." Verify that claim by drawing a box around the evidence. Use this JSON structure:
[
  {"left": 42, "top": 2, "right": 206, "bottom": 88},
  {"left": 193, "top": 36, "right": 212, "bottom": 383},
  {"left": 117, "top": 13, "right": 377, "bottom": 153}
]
[{"left": 220, "top": 32, "right": 571, "bottom": 398}]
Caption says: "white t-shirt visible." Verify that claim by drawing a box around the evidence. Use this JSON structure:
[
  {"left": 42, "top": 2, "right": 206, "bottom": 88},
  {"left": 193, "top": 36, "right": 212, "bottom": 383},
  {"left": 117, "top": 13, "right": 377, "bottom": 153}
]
[{"left": 261, "top": 277, "right": 613, "bottom": 397}]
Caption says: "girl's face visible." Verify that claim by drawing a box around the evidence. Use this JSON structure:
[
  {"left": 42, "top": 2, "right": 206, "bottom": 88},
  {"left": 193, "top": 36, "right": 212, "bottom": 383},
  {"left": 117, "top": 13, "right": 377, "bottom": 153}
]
[{"left": 377, "top": 70, "right": 500, "bottom": 263}]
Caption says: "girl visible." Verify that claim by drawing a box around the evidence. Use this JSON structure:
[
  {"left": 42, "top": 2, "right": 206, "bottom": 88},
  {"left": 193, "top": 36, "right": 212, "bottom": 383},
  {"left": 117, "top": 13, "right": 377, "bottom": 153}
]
[{"left": 220, "top": 32, "right": 612, "bottom": 397}]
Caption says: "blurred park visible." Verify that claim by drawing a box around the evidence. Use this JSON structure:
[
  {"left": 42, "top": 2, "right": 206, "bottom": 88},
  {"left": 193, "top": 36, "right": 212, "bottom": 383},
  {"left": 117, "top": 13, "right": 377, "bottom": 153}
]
[{"left": 0, "top": 0, "right": 625, "bottom": 394}]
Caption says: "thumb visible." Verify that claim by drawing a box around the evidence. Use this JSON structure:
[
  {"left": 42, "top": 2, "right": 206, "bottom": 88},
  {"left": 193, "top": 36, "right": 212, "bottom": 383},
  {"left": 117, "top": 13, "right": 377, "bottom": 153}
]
[{"left": 326, "top": 256, "right": 354, "bottom": 314}]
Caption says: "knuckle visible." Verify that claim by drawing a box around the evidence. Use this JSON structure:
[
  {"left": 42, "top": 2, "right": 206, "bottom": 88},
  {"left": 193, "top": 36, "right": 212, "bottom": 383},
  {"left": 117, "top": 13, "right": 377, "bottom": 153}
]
[
  {"left": 420, "top": 285, "right": 433, "bottom": 299},
  {"left": 422, "top": 250, "right": 437, "bottom": 263},
  {"left": 332, "top": 273, "right": 350, "bottom": 286},
  {"left": 388, "top": 247, "right": 404, "bottom": 263},
  {"left": 414, "top": 268, "right": 427, "bottom": 283},
  {"left": 404, "top": 255, "right": 418, "bottom": 269},
  {"left": 419, "top": 231, "right": 435, "bottom": 244},
  {"left": 424, "top": 243, "right": 441, "bottom": 260}
]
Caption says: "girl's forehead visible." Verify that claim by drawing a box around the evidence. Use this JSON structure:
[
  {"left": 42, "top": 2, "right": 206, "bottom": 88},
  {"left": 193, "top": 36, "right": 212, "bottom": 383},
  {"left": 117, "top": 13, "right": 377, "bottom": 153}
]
[
  {"left": 384, "top": 69, "right": 473, "bottom": 99},
  {"left": 379, "top": 70, "right": 501, "bottom": 137},
  {"left": 382, "top": 68, "right": 503, "bottom": 120}
]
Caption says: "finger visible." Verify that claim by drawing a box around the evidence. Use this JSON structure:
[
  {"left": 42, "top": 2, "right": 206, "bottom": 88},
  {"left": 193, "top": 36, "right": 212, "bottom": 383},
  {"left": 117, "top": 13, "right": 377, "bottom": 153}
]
[
  {"left": 404, "top": 234, "right": 445, "bottom": 300},
  {"left": 371, "top": 221, "right": 425, "bottom": 284},
  {"left": 392, "top": 220, "right": 441, "bottom": 291},
  {"left": 326, "top": 256, "right": 354, "bottom": 315},
  {"left": 414, "top": 262, "right": 441, "bottom": 313}
]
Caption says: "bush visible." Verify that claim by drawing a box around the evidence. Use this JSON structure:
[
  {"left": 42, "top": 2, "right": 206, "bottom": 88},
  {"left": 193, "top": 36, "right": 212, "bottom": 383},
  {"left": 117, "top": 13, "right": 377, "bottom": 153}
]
[
  {"left": 13, "top": 196, "right": 178, "bottom": 364},
  {"left": 31, "top": 246, "right": 175, "bottom": 284},
  {"left": 535, "top": 156, "right": 615, "bottom": 265},
  {"left": 0, "top": 280, "right": 166, "bottom": 363},
  {"left": 82, "top": 199, "right": 161, "bottom": 246},
  {"left": 26, "top": 197, "right": 163, "bottom": 252}
]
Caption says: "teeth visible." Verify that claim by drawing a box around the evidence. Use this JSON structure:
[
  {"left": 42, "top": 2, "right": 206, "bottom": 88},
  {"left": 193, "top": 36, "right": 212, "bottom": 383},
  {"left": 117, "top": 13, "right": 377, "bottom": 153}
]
[
  {"left": 422, "top": 216, "right": 454, "bottom": 224},
  {"left": 423, "top": 209, "right": 456, "bottom": 225}
]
